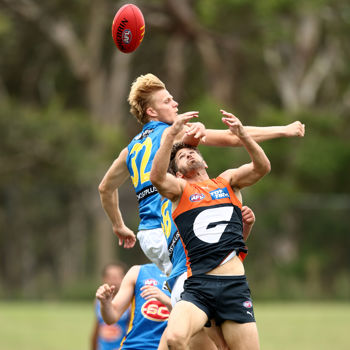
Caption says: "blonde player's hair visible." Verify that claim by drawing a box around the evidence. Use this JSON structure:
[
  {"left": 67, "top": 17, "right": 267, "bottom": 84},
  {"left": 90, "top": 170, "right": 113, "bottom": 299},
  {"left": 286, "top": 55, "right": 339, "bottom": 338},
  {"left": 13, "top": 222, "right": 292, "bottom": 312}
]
[{"left": 128, "top": 73, "right": 166, "bottom": 124}]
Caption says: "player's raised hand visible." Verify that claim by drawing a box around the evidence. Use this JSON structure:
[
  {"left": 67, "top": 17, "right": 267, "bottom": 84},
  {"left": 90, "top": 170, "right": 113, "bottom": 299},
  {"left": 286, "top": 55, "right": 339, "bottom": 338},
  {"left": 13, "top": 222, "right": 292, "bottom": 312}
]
[
  {"left": 96, "top": 284, "right": 117, "bottom": 304},
  {"left": 220, "top": 110, "right": 247, "bottom": 138},
  {"left": 170, "top": 111, "right": 199, "bottom": 136},
  {"left": 285, "top": 121, "right": 305, "bottom": 137},
  {"left": 112, "top": 224, "right": 136, "bottom": 249},
  {"left": 185, "top": 121, "right": 207, "bottom": 143}
]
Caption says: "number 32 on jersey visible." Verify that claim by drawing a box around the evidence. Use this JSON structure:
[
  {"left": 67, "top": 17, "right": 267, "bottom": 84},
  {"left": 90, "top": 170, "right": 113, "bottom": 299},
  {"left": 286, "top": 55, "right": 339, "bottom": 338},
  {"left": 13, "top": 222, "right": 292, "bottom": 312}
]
[{"left": 129, "top": 137, "right": 153, "bottom": 188}]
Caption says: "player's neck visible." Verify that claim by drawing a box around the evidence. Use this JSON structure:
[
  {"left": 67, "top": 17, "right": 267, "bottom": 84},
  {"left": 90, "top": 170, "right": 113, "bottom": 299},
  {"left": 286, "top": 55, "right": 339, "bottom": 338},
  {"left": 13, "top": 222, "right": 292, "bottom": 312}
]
[{"left": 184, "top": 169, "right": 209, "bottom": 183}]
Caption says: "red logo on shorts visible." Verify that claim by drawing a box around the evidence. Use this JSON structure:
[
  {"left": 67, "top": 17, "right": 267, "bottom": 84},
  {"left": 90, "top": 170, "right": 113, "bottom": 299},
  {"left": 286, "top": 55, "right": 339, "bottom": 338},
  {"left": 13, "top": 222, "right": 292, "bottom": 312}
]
[
  {"left": 243, "top": 300, "right": 253, "bottom": 308},
  {"left": 141, "top": 299, "right": 170, "bottom": 322}
]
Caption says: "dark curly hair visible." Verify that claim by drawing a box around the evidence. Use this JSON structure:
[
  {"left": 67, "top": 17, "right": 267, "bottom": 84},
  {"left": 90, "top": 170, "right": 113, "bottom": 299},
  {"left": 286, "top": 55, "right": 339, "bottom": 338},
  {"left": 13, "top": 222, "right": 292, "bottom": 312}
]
[{"left": 169, "top": 142, "right": 202, "bottom": 175}]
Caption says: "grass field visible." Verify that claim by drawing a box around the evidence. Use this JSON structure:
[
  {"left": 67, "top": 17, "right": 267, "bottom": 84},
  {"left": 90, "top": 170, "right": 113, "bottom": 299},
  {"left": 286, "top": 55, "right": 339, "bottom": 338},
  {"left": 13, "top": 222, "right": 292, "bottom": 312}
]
[{"left": 0, "top": 301, "right": 349, "bottom": 350}]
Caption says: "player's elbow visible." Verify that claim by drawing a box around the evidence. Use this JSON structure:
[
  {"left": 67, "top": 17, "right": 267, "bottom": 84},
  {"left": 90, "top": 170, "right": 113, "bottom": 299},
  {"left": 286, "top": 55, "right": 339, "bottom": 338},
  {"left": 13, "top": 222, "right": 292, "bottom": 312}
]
[
  {"left": 150, "top": 170, "right": 163, "bottom": 188},
  {"left": 261, "top": 159, "right": 271, "bottom": 175},
  {"left": 98, "top": 180, "right": 110, "bottom": 196}
]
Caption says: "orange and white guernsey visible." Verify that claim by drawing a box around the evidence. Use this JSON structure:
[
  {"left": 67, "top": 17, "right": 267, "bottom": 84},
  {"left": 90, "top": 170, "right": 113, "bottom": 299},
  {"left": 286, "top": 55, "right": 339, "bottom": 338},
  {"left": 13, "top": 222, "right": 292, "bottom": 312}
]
[{"left": 172, "top": 176, "right": 247, "bottom": 277}]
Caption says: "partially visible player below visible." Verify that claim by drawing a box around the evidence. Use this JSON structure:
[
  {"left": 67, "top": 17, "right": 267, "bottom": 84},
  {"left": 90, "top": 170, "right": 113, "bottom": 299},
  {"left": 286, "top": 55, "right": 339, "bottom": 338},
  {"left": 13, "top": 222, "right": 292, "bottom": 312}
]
[
  {"left": 96, "top": 263, "right": 171, "bottom": 350},
  {"left": 91, "top": 262, "right": 130, "bottom": 350}
]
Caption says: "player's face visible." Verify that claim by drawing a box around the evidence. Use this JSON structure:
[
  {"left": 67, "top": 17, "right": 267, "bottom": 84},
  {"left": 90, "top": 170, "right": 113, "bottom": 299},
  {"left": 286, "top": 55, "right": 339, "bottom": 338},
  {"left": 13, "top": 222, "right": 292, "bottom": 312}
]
[
  {"left": 147, "top": 89, "right": 178, "bottom": 124},
  {"left": 103, "top": 267, "right": 125, "bottom": 291},
  {"left": 175, "top": 148, "right": 206, "bottom": 176}
]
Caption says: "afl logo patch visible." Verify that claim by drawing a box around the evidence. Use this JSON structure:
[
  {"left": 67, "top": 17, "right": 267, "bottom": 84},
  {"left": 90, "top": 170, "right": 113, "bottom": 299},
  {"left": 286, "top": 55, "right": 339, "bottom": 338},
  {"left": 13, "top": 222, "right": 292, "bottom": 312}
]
[
  {"left": 141, "top": 299, "right": 170, "bottom": 322},
  {"left": 122, "top": 29, "right": 132, "bottom": 44},
  {"left": 190, "top": 193, "right": 205, "bottom": 202},
  {"left": 243, "top": 300, "right": 253, "bottom": 308},
  {"left": 144, "top": 279, "right": 158, "bottom": 287}
]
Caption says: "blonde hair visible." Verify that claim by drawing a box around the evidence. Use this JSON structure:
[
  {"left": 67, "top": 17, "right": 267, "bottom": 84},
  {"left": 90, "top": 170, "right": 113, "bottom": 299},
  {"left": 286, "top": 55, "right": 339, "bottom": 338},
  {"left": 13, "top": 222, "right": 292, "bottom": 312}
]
[{"left": 128, "top": 73, "right": 166, "bottom": 124}]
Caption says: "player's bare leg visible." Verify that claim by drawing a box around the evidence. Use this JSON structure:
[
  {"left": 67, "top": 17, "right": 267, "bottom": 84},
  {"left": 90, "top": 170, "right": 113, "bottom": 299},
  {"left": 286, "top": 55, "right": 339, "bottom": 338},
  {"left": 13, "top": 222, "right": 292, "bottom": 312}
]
[
  {"left": 189, "top": 329, "right": 217, "bottom": 350},
  {"left": 204, "top": 324, "right": 229, "bottom": 350},
  {"left": 221, "top": 321, "right": 260, "bottom": 350},
  {"left": 166, "top": 300, "right": 208, "bottom": 349}
]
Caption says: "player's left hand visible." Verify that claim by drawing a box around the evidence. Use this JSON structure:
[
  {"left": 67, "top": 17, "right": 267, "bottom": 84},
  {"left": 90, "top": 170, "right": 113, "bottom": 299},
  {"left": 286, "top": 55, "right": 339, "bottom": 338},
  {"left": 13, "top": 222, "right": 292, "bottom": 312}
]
[
  {"left": 140, "top": 285, "right": 169, "bottom": 306},
  {"left": 242, "top": 205, "right": 255, "bottom": 227},
  {"left": 285, "top": 121, "right": 305, "bottom": 137},
  {"left": 220, "top": 110, "right": 247, "bottom": 139}
]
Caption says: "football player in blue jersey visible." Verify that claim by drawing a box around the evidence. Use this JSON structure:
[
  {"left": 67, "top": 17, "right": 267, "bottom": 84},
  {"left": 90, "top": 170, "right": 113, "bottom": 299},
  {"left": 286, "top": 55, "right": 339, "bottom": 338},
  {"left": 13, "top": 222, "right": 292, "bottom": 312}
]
[
  {"left": 91, "top": 262, "right": 130, "bottom": 350},
  {"left": 96, "top": 263, "right": 171, "bottom": 350},
  {"left": 98, "top": 73, "right": 304, "bottom": 275}
]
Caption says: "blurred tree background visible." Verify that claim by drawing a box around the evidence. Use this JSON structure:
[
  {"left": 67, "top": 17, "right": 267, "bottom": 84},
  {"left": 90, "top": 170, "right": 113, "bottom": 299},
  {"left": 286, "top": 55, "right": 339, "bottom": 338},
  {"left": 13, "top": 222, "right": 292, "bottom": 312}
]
[{"left": 0, "top": 0, "right": 349, "bottom": 300}]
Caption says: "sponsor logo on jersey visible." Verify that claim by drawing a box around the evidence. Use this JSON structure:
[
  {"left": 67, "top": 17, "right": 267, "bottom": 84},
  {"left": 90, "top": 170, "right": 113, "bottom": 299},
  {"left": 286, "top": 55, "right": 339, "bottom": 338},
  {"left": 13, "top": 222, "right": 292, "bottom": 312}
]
[
  {"left": 168, "top": 231, "right": 180, "bottom": 261},
  {"left": 209, "top": 188, "right": 230, "bottom": 200},
  {"left": 144, "top": 278, "right": 158, "bottom": 287},
  {"left": 135, "top": 128, "right": 155, "bottom": 140},
  {"left": 136, "top": 185, "right": 158, "bottom": 202},
  {"left": 141, "top": 299, "right": 170, "bottom": 322},
  {"left": 189, "top": 193, "right": 205, "bottom": 202},
  {"left": 243, "top": 300, "right": 253, "bottom": 308}
]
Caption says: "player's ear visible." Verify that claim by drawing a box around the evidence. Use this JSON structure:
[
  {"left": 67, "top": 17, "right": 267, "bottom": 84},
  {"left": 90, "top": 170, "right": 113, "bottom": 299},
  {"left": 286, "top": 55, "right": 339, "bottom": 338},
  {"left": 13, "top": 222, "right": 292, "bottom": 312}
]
[
  {"left": 146, "top": 107, "right": 157, "bottom": 118},
  {"left": 204, "top": 161, "right": 208, "bottom": 169},
  {"left": 176, "top": 171, "right": 184, "bottom": 179}
]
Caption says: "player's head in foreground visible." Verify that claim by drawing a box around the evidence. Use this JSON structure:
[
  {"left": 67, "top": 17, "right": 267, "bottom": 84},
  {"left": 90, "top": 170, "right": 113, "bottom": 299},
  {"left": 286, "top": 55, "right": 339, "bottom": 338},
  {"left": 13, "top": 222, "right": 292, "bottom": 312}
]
[{"left": 169, "top": 142, "right": 208, "bottom": 179}]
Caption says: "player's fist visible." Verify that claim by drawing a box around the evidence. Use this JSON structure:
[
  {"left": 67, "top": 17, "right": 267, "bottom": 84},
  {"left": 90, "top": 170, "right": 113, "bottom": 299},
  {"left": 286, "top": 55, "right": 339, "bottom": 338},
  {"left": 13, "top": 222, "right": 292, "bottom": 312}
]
[
  {"left": 242, "top": 206, "right": 255, "bottom": 226},
  {"left": 96, "top": 284, "right": 117, "bottom": 304},
  {"left": 285, "top": 121, "right": 305, "bottom": 137}
]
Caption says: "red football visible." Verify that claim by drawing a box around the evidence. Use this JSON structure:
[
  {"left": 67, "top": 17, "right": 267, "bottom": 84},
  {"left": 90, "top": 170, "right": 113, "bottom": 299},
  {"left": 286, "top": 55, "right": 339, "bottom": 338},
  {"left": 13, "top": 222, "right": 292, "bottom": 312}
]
[{"left": 112, "top": 4, "right": 145, "bottom": 53}]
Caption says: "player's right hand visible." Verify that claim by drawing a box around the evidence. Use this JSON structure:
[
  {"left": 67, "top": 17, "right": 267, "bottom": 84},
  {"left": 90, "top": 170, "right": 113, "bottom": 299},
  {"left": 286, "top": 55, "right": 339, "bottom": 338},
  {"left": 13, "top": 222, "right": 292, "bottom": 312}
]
[
  {"left": 170, "top": 111, "right": 199, "bottom": 136},
  {"left": 96, "top": 284, "right": 117, "bottom": 303}
]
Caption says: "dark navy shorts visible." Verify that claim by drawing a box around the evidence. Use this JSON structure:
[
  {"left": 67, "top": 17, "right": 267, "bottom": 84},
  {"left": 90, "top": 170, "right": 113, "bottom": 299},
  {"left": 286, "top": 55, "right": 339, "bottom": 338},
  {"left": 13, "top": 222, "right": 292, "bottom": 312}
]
[{"left": 180, "top": 274, "right": 255, "bottom": 326}]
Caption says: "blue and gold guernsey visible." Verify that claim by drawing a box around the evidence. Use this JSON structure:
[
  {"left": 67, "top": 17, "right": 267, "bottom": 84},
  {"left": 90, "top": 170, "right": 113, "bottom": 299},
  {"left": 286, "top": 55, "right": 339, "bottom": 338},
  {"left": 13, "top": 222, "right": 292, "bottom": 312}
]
[
  {"left": 95, "top": 301, "right": 130, "bottom": 350},
  {"left": 120, "top": 264, "right": 170, "bottom": 350},
  {"left": 161, "top": 198, "right": 186, "bottom": 290},
  {"left": 126, "top": 121, "right": 170, "bottom": 230}
]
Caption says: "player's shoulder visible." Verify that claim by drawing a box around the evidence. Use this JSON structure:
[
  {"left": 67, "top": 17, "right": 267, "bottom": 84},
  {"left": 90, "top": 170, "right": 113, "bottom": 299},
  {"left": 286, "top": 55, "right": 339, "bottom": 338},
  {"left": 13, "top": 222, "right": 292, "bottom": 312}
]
[{"left": 126, "top": 265, "right": 141, "bottom": 278}]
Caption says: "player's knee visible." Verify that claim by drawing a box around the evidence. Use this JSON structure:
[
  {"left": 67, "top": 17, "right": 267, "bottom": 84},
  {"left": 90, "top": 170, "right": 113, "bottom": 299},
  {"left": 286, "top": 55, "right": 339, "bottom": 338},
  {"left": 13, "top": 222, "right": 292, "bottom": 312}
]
[{"left": 166, "top": 328, "right": 188, "bottom": 349}]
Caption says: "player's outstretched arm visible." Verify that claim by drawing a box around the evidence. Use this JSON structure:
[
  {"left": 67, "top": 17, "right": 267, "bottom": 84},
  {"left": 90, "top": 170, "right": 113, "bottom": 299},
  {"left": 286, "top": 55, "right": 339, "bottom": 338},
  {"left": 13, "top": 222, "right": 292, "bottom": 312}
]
[
  {"left": 98, "top": 148, "right": 136, "bottom": 249},
  {"left": 220, "top": 114, "right": 271, "bottom": 189},
  {"left": 96, "top": 265, "right": 139, "bottom": 325},
  {"left": 201, "top": 110, "right": 305, "bottom": 147}
]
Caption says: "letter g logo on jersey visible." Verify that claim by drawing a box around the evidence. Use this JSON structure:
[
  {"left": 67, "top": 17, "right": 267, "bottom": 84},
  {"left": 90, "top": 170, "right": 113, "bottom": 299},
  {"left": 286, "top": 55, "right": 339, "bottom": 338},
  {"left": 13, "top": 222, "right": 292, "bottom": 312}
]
[
  {"left": 190, "top": 193, "right": 205, "bottom": 202},
  {"left": 141, "top": 299, "right": 170, "bottom": 322}
]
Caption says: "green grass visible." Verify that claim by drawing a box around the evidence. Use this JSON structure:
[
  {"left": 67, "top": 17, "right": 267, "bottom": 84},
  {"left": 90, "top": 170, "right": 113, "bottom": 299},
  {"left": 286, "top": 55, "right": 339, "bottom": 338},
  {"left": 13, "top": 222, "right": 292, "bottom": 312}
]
[
  {"left": 0, "top": 301, "right": 349, "bottom": 350},
  {"left": 256, "top": 302, "right": 350, "bottom": 350},
  {"left": 0, "top": 301, "right": 93, "bottom": 350}
]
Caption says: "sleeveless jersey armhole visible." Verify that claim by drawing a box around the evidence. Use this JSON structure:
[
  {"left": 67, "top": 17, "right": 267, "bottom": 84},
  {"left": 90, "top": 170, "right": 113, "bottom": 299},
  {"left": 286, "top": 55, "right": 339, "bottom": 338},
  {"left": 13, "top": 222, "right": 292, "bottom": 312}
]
[{"left": 216, "top": 176, "right": 242, "bottom": 209}]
